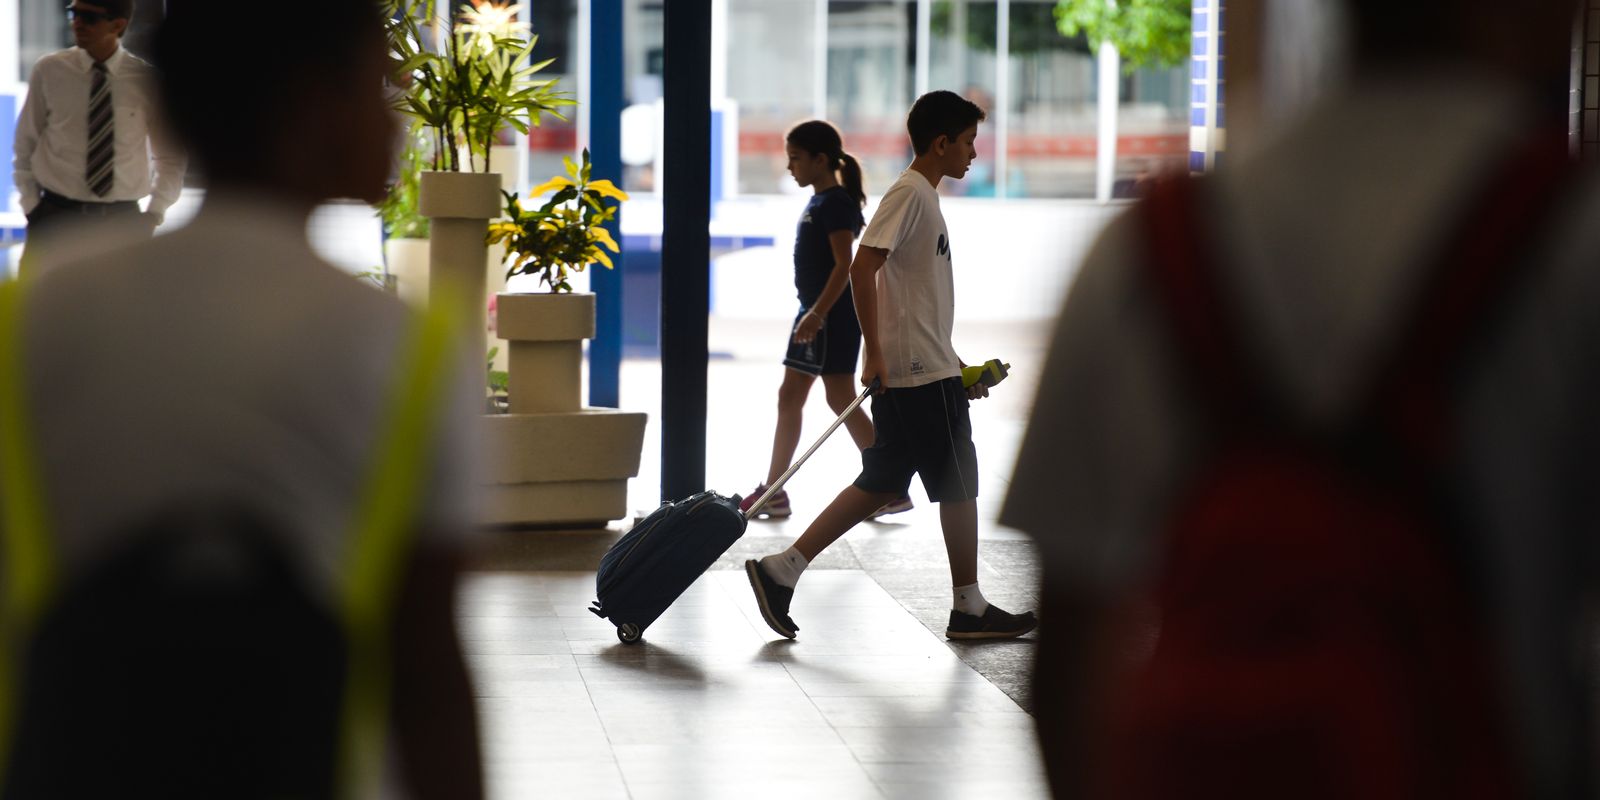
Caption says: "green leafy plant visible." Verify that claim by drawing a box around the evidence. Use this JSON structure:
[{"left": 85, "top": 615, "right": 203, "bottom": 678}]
[
  {"left": 486, "top": 345, "right": 509, "bottom": 411},
  {"left": 384, "top": 0, "right": 573, "bottom": 173},
  {"left": 486, "top": 150, "right": 628, "bottom": 293},
  {"left": 378, "top": 118, "right": 431, "bottom": 239},
  {"left": 1054, "top": 0, "right": 1191, "bottom": 71},
  {"left": 356, "top": 267, "right": 394, "bottom": 292},
  {"left": 933, "top": 2, "right": 1086, "bottom": 55}
]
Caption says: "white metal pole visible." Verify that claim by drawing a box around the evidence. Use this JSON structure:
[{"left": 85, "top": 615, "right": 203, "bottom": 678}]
[
  {"left": 813, "top": 0, "right": 828, "bottom": 119},
  {"left": 1094, "top": 0, "right": 1125, "bottom": 201},
  {"left": 1204, "top": 0, "right": 1222, "bottom": 169},
  {"left": 995, "top": 0, "right": 1010, "bottom": 198},
  {"left": 1095, "top": 40, "right": 1120, "bottom": 201},
  {"left": 577, "top": 0, "right": 592, "bottom": 162},
  {"left": 915, "top": 0, "right": 931, "bottom": 99},
  {"left": 711, "top": 0, "right": 728, "bottom": 102}
]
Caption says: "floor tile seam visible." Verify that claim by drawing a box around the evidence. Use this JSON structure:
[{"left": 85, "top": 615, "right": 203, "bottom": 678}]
[
  {"left": 775, "top": 564, "right": 958, "bottom": 800},
  {"left": 785, "top": 661, "right": 893, "bottom": 800},
  {"left": 567, "top": 638, "right": 636, "bottom": 800}
]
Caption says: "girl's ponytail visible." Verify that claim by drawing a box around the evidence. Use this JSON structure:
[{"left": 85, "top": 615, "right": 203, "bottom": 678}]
[
  {"left": 786, "top": 119, "right": 867, "bottom": 207},
  {"left": 837, "top": 151, "right": 866, "bottom": 209}
]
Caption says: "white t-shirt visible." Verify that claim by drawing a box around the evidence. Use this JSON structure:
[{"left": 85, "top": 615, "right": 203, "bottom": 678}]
[
  {"left": 859, "top": 169, "right": 961, "bottom": 388},
  {"left": 13, "top": 194, "right": 482, "bottom": 606}
]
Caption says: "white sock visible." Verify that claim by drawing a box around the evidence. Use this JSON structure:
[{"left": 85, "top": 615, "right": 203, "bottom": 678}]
[
  {"left": 759, "top": 546, "right": 809, "bottom": 589},
  {"left": 953, "top": 582, "right": 989, "bottom": 617}
]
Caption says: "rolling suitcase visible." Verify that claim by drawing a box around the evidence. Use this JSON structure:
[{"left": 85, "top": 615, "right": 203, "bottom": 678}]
[{"left": 590, "top": 380, "right": 876, "bottom": 643}]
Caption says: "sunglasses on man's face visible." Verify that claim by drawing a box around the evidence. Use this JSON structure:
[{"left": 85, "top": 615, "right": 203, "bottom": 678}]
[{"left": 66, "top": 6, "right": 114, "bottom": 24}]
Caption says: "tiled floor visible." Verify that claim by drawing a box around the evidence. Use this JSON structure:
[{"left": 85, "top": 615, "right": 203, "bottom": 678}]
[
  {"left": 457, "top": 316, "right": 1054, "bottom": 798},
  {"left": 459, "top": 569, "right": 1049, "bottom": 800}
]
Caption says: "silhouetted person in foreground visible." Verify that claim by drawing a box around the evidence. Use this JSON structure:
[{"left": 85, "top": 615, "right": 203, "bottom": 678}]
[
  {"left": 1004, "top": 1, "right": 1593, "bottom": 797},
  {"left": 0, "top": 2, "right": 483, "bottom": 797}
]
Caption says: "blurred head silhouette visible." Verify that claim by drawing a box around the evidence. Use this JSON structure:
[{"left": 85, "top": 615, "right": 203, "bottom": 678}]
[
  {"left": 1348, "top": 0, "right": 1580, "bottom": 87},
  {"left": 153, "top": 0, "right": 395, "bottom": 205}
]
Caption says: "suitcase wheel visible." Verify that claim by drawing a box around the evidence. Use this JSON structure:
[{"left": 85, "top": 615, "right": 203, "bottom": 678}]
[{"left": 617, "top": 623, "right": 643, "bottom": 644}]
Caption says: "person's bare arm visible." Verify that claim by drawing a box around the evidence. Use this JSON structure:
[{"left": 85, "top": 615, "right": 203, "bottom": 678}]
[
  {"left": 795, "top": 229, "right": 858, "bottom": 344},
  {"left": 392, "top": 544, "right": 484, "bottom": 800},
  {"left": 850, "top": 244, "right": 889, "bottom": 391}
]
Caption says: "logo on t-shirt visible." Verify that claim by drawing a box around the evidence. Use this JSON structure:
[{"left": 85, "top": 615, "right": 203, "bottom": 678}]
[
  {"left": 936, "top": 233, "right": 950, "bottom": 259},
  {"left": 910, "top": 357, "right": 925, "bottom": 375}
]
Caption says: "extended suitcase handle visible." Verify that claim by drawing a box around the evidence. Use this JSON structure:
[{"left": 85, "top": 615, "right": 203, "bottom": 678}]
[{"left": 743, "top": 377, "right": 880, "bottom": 521}]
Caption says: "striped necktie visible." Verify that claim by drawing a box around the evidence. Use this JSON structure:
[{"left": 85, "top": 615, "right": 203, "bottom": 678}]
[{"left": 86, "top": 61, "right": 114, "bottom": 197}]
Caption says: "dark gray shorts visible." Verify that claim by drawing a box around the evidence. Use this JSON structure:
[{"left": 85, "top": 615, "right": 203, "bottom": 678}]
[
  {"left": 782, "top": 305, "right": 862, "bottom": 376},
  {"left": 853, "top": 377, "right": 978, "bottom": 502}
]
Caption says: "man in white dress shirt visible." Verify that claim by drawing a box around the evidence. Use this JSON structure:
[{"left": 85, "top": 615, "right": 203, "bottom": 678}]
[{"left": 12, "top": 0, "right": 185, "bottom": 272}]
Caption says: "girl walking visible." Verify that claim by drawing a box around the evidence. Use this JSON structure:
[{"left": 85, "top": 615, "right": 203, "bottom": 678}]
[{"left": 740, "top": 121, "right": 913, "bottom": 520}]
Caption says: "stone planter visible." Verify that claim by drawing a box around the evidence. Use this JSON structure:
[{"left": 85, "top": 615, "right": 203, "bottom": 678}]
[
  {"left": 481, "top": 291, "right": 646, "bottom": 526},
  {"left": 419, "top": 170, "right": 501, "bottom": 330}
]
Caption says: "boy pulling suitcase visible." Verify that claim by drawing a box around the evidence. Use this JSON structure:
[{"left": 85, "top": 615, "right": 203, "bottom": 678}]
[{"left": 746, "top": 91, "right": 1037, "bottom": 641}]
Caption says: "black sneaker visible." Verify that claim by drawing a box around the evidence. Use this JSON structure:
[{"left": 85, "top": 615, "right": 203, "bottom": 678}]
[
  {"left": 946, "top": 605, "right": 1037, "bottom": 640},
  {"left": 745, "top": 559, "right": 799, "bottom": 639}
]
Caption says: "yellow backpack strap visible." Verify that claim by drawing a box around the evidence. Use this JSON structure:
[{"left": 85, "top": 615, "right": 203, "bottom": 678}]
[
  {"left": 0, "top": 279, "right": 55, "bottom": 785},
  {"left": 336, "top": 295, "right": 461, "bottom": 798}
]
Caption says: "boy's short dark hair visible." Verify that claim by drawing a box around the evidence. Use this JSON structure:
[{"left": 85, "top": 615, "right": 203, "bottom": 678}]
[
  {"left": 154, "top": 0, "right": 381, "bottom": 178},
  {"left": 907, "top": 90, "right": 986, "bottom": 155}
]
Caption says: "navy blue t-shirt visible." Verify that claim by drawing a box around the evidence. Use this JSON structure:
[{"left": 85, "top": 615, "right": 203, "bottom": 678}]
[{"left": 793, "top": 187, "right": 865, "bottom": 307}]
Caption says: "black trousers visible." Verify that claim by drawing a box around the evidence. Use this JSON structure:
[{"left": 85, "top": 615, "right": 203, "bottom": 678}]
[
  {"left": 20, "top": 190, "right": 151, "bottom": 276},
  {"left": 26, "top": 190, "right": 145, "bottom": 235}
]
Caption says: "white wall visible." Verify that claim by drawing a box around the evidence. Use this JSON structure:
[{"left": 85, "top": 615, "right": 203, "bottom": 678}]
[{"left": 623, "top": 193, "right": 1127, "bottom": 324}]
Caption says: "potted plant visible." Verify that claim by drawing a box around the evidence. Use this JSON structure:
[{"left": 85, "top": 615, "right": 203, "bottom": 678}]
[
  {"left": 377, "top": 119, "right": 431, "bottom": 306},
  {"left": 383, "top": 0, "right": 572, "bottom": 325},
  {"left": 477, "top": 150, "right": 645, "bottom": 527},
  {"left": 485, "top": 148, "right": 626, "bottom": 413}
]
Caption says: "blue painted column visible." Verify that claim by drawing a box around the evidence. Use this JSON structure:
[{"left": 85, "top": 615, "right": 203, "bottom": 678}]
[
  {"left": 588, "top": 0, "right": 624, "bottom": 407},
  {"left": 1190, "top": 0, "right": 1225, "bottom": 173}
]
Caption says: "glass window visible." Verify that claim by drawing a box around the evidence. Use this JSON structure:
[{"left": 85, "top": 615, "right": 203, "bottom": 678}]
[
  {"left": 19, "top": 0, "right": 70, "bottom": 80},
  {"left": 1002, "top": 0, "right": 1096, "bottom": 198},
  {"left": 727, "top": 0, "right": 821, "bottom": 195},
  {"left": 1002, "top": 0, "right": 1186, "bottom": 198},
  {"left": 826, "top": 1, "right": 915, "bottom": 194},
  {"left": 524, "top": 0, "right": 580, "bottom": 190},
  {"left": 621, "top": 0, "right": 663, "bottom": 193},
  {"left": 930, "top": 0, "right": 999, "bottom": 196}
]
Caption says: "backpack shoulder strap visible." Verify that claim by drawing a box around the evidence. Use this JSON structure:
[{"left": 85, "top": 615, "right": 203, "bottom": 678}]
[
  {"left": 1367, "top": 131, "right": 1572, "bottom": 463},
  {"left": 1140, "top": 175, "right": 1270, "bottom": 429},
  {"left": 1140, "top": 129, "right": 1573, "bottom": 443},
  {"left": 0, "top": 278, "right": 54, "bottom": 784},
  {"left": 336, "top": 293, "right": 462, "bottom": 798}
]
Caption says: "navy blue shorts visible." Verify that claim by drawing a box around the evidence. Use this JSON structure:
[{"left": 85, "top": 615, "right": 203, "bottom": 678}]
[
  {"left": 853, "top": 377, "right": 978, "bottom": 502},
  {"left": 783, "top": 304, "right": 862, "bottom": 376}
]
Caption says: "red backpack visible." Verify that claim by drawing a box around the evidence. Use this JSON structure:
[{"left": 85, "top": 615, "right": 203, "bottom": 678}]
[{"left": 1106, "top": 136, "right": 1570, "bottom": 800}]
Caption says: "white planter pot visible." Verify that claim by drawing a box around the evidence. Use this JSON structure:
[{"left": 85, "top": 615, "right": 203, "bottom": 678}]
[
  {"left": 383, "top": 237, "right": 429, "bottom": 307},
  {"left": 419, "top": 171, "right": 502, "bottom": 331},
  {"left": 483, "top": 290, "right": 646, "bottom": 526},
  {"left": 497, "top": 292, "right": 595, "bottom": 414}
]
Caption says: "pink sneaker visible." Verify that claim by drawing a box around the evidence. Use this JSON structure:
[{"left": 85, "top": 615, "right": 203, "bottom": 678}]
[
  {"left": 739, "top": 484, "right": 791, "bottom": 518},
  {"left": 868, "top": 495, "right": 913, "bottom": 520}
]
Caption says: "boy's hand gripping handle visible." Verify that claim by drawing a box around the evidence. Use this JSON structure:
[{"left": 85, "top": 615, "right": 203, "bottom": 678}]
[{"left": 743, "top": 378, "right": 880, "bottom": 521}]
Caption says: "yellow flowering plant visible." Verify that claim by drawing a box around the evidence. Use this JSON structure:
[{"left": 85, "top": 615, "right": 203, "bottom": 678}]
[{"left": 488, "top": 149, "right": 629, "bottom": 292}]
